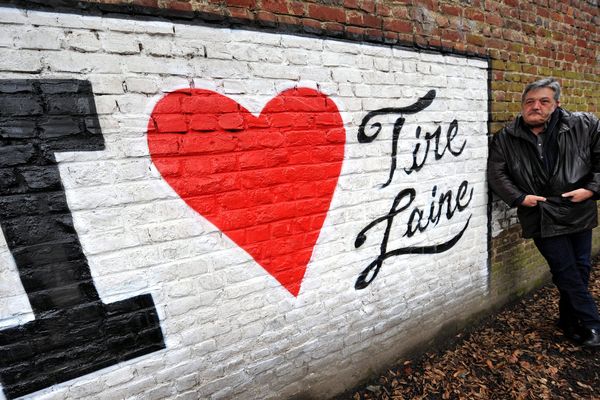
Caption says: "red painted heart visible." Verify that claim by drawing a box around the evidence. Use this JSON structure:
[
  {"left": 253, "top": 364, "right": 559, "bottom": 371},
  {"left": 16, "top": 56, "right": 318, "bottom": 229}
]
[{"left": 147, "top": 88, "right": 345, "bottom": 296}]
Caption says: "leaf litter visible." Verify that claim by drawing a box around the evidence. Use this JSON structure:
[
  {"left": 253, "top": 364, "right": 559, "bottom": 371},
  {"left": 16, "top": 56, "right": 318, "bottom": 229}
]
[{"left": 335, "top": 265, "right": 600, "bottom": 399}]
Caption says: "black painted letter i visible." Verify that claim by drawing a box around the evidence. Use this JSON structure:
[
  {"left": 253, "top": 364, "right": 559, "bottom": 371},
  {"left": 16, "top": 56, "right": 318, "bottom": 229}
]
[{"left": 0, "top": 80, "right": 165, "bottom": 399}]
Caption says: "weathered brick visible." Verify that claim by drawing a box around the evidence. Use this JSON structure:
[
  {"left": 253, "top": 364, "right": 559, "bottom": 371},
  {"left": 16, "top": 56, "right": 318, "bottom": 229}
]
[
  {"left": 308, "top": 4, "right": 346, "bottom": 23},
  {"left": 225, "top": 0, "right": 256, "bottom": 7},
  {"left": 441, "top": 4, "right": 462, "bottom": 16},
  {"left": 163, "top": 0, "right": 192, "bottom": 11},
  {"left": 261, "top": 0, "right": 288, "bottom": 13}
]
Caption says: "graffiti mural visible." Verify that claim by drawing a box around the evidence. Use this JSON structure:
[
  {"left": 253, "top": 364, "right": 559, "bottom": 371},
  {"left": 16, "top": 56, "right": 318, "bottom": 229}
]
[
  {"left": 353, "top": 89, "right": 473, "bottom": 289},
  {"left": 0, "top": 7, "right": 489, "bottom": 400},
  {"left": 147, "top": 88, "right": 345, "bottom": 296},
  {"left": 0, "top": 80, "right": 165, "bottom": 399}
]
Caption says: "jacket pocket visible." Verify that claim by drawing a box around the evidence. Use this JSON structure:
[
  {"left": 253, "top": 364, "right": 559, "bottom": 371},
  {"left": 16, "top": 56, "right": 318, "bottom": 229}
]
[{"left": 540, "top": 197, "right": 595, "bottom": 230}]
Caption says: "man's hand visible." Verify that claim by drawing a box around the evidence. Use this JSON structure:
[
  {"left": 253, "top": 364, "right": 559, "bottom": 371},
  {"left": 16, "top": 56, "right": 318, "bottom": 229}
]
[
  {"left": 521, "top": 195, "right": 547, "bottom": 207},
  {"left": 562, "top": 188, "right": 594, "bottom": 203}
]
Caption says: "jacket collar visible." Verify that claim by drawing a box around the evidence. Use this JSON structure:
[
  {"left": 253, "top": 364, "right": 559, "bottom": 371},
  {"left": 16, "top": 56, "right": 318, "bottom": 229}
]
[{"left": 506, "top": 108, "right": 570, "bottom": 140}]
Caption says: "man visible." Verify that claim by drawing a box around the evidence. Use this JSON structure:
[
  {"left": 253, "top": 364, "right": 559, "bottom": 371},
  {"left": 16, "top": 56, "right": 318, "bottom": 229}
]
[{"left": 488, "top": 77, "right": 600, "bottom": 347}]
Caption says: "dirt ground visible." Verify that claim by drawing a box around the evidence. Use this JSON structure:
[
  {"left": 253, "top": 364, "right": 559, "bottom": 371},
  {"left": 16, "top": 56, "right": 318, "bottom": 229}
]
[{"left": 335, "top": 266, "right": 600, "bottom": 400}]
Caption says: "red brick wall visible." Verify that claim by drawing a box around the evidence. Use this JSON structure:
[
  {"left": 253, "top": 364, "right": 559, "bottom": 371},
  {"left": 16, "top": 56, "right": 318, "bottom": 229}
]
[{"left": 80, "top": 1, "right": 598, "bottom": 124}]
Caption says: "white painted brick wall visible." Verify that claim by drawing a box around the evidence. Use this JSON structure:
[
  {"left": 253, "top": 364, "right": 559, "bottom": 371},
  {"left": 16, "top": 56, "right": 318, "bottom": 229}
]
[{"left": 0, "top": 6, "right": 490, "bottom": 400}]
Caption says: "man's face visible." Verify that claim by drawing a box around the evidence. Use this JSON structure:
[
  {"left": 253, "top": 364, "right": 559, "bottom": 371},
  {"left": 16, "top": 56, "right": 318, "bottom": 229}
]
[{"left": 521, "top": 87, "right": 559, "bottom": 127}]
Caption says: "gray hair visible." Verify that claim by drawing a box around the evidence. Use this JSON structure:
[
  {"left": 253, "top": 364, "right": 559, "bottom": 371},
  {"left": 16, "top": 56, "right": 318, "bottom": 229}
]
[{"left": 522, "top": 77, "right": 561, "bottom": 102}]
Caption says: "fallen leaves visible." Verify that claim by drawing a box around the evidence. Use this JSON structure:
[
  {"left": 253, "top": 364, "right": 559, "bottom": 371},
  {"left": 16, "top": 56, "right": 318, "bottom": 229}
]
[
  {"left": 576, "top": 381, "right": 593, "bottom": 391},
  {"left": 336, "top": 267, "right": 600, "bottom": 400}
]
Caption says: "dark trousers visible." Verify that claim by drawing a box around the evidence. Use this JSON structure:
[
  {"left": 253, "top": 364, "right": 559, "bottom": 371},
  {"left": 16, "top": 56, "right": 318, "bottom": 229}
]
[{"left": 534, "top": 229, "right": 600, "bottom": 330}]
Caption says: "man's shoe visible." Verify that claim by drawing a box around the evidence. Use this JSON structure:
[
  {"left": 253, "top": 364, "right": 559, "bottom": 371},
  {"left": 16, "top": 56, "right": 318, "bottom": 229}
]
[
  {"left": 556, "top": 320, "right": 584, "bottom": 343},
  {"left": 581, "top": 328, "right": 600, "bottom": 347}
]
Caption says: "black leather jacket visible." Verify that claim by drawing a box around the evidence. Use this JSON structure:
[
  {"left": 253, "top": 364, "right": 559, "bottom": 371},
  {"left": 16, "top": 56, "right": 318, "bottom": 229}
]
[{"left": 488, "top": 108, "right": 600, "bottom": 238}]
